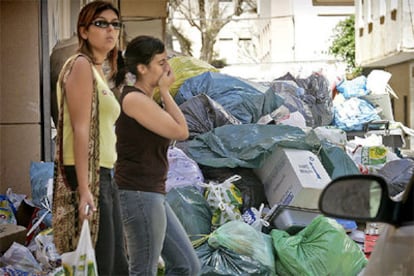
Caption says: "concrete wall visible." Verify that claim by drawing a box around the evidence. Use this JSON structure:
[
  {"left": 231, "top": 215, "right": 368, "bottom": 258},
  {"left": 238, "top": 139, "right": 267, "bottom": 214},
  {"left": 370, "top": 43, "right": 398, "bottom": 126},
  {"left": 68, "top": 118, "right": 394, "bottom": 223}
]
[
  {"left": 122, "top": 20, "right": 166, "bottom": 47},
  {"left": 387, "top": 62, "right": 411, "bottom": 127},
  {"left": 387, "top": 61, "right": 414, "bottom": 150},
  {"left": 354, "top": 0, "right": 414, "bottom": 149},
  {"left": 237, "top": 0, "right": 351, "bottom": 81},
  {"left": 120, "top": 0, "right": 167, "bottom": 46},
  {"left": 1, "top": 0, "right": 41, "bottom": 196}
]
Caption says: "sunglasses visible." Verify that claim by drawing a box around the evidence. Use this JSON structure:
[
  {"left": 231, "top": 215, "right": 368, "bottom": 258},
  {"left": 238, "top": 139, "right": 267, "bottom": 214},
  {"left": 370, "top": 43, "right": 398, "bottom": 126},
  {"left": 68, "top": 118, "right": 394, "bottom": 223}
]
[{"left": 91, "top": 20, "right": 123, "bottom": 30}]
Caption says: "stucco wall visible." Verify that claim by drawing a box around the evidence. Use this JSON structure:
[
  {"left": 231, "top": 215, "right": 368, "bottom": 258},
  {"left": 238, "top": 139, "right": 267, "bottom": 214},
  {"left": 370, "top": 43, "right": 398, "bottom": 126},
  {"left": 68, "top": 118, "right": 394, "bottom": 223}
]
[
  {"left": 1, "top": 0, "right": 41, "bottom": 196},
  {"left": 387, "top": 62, "right": 410, "bottom": 125}
]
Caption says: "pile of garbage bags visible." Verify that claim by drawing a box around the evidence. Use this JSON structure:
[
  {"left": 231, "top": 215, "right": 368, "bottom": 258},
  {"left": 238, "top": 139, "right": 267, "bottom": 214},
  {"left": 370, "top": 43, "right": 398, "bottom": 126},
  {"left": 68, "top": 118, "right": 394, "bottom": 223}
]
[{"left": 1, "top": 55, "right": 414, "bottom": 275}]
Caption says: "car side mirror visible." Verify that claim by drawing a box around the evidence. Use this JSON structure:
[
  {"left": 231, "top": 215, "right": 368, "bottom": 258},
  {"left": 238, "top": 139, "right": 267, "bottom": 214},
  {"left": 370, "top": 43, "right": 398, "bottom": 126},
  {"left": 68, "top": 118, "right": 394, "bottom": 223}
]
[{"left": 319, "top": 174, "right": 398, "bottom": 224}]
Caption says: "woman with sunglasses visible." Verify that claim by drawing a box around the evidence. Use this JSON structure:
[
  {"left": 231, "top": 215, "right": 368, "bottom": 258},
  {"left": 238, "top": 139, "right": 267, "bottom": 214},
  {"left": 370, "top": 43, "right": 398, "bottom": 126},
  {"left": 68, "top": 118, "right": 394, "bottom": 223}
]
[
  {"left": 114, "top": 35, "right": 201, "bottom": 275},
  {"left": 52, "top": 1, "right": 128, "bottom": 275}
]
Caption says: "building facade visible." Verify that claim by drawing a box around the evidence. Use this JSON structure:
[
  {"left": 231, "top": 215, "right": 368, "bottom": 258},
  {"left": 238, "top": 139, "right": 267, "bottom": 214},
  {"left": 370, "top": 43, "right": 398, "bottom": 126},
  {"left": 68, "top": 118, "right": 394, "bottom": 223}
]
[
  {"left": 214, "top": 0, "right": 354, "bottom": 82},
  {"left": 355, "top": 0, "right": 414, "bottom": 149}
]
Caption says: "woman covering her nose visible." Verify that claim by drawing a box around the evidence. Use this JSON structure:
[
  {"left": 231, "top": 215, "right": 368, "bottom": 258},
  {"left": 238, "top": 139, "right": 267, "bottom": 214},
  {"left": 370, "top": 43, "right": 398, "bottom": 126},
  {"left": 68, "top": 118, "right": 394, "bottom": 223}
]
[{"left": 115, "top": 35, "right": 201, "bottom": 276}]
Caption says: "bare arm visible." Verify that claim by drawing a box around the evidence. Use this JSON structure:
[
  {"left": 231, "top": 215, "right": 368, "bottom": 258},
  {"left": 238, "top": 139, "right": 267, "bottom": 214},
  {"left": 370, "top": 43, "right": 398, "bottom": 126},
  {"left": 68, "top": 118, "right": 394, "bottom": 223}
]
[
  {"left": 123, "top": 70, "right": 189, "bottom": 141},
  {"left": 64, "top": 56, "right": 96, "bottom": 221}
]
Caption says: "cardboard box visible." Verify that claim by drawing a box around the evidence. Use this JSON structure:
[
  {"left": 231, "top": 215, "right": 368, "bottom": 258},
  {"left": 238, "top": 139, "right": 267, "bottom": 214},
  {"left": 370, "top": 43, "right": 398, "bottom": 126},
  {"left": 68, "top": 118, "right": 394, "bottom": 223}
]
[
  {"left": 0, "top": 224, "right": 27, "bottom": 253},
  {"left": 254, "top": 147, "right": 331, "bottom": 209}
]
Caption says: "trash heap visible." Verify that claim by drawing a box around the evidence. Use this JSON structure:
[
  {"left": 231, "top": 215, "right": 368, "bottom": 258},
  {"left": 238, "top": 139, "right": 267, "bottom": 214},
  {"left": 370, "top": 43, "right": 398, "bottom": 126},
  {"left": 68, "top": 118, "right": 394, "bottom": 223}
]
[{"left": 1, "top": 56, "right": 414, "bottom": 275}]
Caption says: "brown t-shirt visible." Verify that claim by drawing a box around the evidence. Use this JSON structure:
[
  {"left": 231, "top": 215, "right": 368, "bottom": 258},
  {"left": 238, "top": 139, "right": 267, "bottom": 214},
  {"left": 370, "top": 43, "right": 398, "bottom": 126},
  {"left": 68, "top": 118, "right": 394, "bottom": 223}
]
[{"left": 115, "top": 86, "right": 170, "bottom": 194}]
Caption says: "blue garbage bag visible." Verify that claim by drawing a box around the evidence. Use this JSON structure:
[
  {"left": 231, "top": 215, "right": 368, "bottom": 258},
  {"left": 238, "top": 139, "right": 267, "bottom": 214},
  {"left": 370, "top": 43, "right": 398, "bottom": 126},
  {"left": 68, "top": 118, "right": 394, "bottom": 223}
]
[
  {"left": 175, "top": 72, "right": 283, "bottom": 124},
  {"left": 333, "top": 97, "right": 381, "bottom": 131},
  {"left": 30, "top": 162, "right": 54, "bottom": 208},
  {"left": 336, "top": 75, "right": 368, "bottom": 99}
]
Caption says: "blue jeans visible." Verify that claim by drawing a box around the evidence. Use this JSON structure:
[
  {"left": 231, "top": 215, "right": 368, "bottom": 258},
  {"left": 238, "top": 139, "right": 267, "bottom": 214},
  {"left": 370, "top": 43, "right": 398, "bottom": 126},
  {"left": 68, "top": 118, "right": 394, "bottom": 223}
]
[
  {"left": 119, "top": 190, "right": 201, "bottom": 276},
  {"left": 95, "top": 169, "right": 129, "bottom": 275}
]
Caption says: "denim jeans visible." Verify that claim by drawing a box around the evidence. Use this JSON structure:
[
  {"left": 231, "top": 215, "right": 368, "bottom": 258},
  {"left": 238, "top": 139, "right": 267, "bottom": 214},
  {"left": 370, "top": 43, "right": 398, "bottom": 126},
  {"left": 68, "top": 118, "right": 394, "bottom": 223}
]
[
  {"left": 119, "top": 190, "right": 201, "bottom": 276},
  {"left": 64, "top": 166, "right": 129, "bottom": 276}
]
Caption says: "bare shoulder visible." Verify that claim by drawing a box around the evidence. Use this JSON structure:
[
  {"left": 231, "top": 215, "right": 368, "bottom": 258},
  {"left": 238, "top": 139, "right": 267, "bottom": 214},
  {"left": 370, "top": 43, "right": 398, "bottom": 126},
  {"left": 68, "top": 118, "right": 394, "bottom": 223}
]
[
  {"left": 122, "top": 91, "right": 157, "bottom": 116},
  {"left": 123, "top": 90, "right": 148, "bottom": 107},
  {"left": 71, "top": 55, "right": 92, "bottom": 73},
  {"left": 67, "top": 55, "right": 93, "bottom": 81}
]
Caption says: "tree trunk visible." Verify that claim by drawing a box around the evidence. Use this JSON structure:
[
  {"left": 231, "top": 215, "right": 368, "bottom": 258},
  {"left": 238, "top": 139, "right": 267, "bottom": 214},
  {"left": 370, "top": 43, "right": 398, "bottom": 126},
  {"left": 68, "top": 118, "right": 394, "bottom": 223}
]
[{"left": 169, "top": 0, "right": 256, "bottom": 63}]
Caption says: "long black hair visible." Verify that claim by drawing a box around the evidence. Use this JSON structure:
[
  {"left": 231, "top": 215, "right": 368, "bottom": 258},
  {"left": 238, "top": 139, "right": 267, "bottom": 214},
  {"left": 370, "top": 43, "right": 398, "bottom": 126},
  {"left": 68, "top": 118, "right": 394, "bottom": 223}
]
[{"left": 115, "top": 35, "right": 165, "bottom": 87}]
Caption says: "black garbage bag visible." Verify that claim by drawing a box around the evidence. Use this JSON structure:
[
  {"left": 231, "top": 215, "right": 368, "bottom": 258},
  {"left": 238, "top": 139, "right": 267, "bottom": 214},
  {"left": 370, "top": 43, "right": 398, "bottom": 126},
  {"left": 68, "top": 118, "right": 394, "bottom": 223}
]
[
  {"left": 179, "top": 94, "right": 241, "bottom": 139},
  {"left": 376, "top": 158, "right": 414, "bottom": 197},
  {"left": 269, "top": 80, "right": 314, "bottom": 127},
  {"left": 275, "top": 72, "right": 334, "bottom": 127},
  {"left": 297, "top": 73, "right": 334, "bottom": 127},
  {"left": 200, "top": 166, "right": 267, "bottom": 213}
]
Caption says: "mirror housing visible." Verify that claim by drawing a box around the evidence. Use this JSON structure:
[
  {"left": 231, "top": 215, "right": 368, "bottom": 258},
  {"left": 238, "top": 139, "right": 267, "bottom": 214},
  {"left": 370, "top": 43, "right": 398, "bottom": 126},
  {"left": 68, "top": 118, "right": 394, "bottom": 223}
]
[{"left": 319, "top": 174, "right": 399, "bottom": 224}]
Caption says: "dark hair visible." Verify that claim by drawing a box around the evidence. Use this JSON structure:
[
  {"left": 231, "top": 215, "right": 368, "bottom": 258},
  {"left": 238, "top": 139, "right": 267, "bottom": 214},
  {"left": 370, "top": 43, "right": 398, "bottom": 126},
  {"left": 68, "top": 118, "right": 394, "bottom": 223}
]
[
  {"left": 115, "top": 35, "right": 165, "bottom": 87},
  {"left": 77, "top": 1, "right": 120, "bottom": 78}
]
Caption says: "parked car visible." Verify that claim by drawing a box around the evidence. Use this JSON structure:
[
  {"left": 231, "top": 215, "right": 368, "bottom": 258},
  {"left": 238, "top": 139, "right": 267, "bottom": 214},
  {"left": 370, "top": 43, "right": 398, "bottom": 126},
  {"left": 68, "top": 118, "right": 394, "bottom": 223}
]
[{"left": 318, "top": 173, "right": 414, "bottom": 275}]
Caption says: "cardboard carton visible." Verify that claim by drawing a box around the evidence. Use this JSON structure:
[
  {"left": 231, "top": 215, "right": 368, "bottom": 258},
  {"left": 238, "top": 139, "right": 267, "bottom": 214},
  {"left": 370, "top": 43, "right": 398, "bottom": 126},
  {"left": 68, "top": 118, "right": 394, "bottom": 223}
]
[
  {"left": 0, "top": 224, "right": 27, "bottom": 253},
  {"left": 254, "top": 147, "right": 331, "bottom": 209}
]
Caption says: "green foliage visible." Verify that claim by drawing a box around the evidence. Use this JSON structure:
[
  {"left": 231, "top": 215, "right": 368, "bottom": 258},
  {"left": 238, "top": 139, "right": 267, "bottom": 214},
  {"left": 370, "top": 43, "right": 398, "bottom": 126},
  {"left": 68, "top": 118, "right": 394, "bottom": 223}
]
[{"left": 329, "top": 15, "right": 362, "bottom": 77}]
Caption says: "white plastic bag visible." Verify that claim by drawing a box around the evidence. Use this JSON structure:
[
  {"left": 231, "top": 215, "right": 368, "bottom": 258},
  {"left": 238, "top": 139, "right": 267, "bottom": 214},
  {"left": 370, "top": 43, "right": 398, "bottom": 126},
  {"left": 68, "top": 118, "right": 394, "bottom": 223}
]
[
  {"left": 166, "top": 147, "right": 204, "bottom": 193},
  {"left": 242, "top": 203, "right": 269, "bottom": 232},
  {"left": 61, "top": 220, "right": 98, "bottom": 276},
  {"left": 200, "top": 175, "right": 243, "bottom": 229},
  {"left": 366, "top": 69, "right": 392, "bottom": 95}
]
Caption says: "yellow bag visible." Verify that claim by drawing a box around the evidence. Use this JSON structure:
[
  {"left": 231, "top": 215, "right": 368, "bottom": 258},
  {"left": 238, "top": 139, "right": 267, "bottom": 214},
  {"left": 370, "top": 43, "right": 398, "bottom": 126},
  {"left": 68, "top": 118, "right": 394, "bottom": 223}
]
[
  {"left": 201, "top": 175, "right": 243, "bottom": 229},
  {"left": 153, "top": 56, "right": 219, "bottom": 103}
]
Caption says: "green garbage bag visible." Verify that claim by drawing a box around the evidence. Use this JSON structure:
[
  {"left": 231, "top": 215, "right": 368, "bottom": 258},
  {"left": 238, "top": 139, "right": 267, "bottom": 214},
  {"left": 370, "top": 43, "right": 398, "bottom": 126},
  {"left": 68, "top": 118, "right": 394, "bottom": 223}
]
[
  {"left": 166, "top": 186, "right": 212, "bottom": 241},
  {"left": 271, "top": 215, "right": 367, "bottom": 276},
  {"left": 207, "top": 220, "right": 276, "bottom": 275},
  {"left": 196, "top": 242, "right": 274, "bottom": 276}
]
